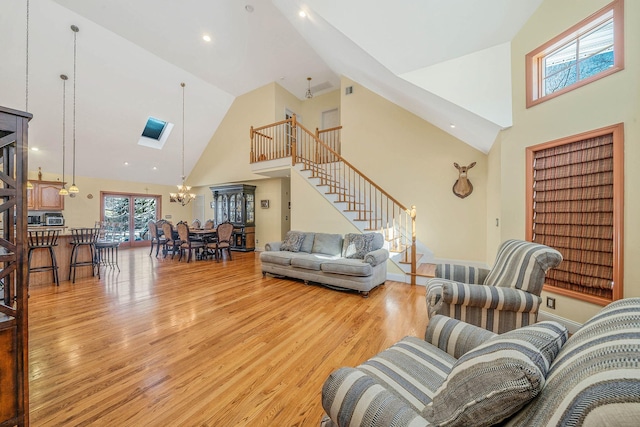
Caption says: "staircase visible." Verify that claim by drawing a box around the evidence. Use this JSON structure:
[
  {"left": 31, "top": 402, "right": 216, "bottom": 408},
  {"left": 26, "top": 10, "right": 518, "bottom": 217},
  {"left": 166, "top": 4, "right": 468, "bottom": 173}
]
[{"left": 250, "top": 115, "right": 434, "bottom": 285}]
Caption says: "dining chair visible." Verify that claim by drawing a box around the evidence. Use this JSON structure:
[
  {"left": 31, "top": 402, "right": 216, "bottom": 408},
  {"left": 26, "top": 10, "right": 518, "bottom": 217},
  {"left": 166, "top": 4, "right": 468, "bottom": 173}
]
[
  {"left": 207, "top": 221, "right": 234, "bottom": 262},
  {"left": 162, "top": 221, "right": 180, "bottom": 259},
  {"left": 148, "top": 220, "right": 166, "bottom": 257},
  {"left": 177, "top": 221, "right": 205, "bottom": 262},
  {"left": 203, "top": 219, "right": 215, "bottom": 230},
  {"left": 191, "top": 219, "right": 202, "bottom": 229}
]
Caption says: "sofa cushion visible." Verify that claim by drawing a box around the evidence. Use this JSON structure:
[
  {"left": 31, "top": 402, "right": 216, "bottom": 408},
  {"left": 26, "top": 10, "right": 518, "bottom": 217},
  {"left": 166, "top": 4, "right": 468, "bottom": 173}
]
[
  {"left": 323, "top": 336, "right": 457, "bottom": 417},
  {"left": 483, "top": 239, "right": 563, "bottom": 294},
  {"left": 422, "top": 321, "right": 568, "bottom": 427},
  {"left": 343, "top": 232, "right": 384, "bottom": 259},
  {"left": 299, "top": 232, "right": 315, "bottom": 253},
  {"left": 281, "top": 230, "right": 305, "bottom": 252},
  {"left": 505, "top": 298, "right": 640, "bottom": 426},
  {"left": 290, "top": 254, "right": 324, "bottom": 271},
  {"left": 321, "top": 259, "right": 372, "bottom": 277},
  {"left": 312, "top": 233, "right": 343, "bottom": 256},
  {"left": 259, "top": 251, "right": 295, "bottom": 266}
]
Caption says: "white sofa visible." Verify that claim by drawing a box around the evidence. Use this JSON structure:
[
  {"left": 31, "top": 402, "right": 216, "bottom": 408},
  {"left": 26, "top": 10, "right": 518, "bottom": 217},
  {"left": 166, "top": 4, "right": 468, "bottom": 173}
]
[{"left": 260, "top": 231, "right": 389, "bottom": 297}]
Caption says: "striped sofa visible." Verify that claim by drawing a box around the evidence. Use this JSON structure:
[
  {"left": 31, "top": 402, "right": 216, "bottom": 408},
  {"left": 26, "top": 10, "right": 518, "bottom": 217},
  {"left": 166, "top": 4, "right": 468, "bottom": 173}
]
[
  {"left": 321, "top": 298, "right": 640, "bottom": 426},
  {"left": 426, "top": 239, "right": 563, "bottom": 333}
]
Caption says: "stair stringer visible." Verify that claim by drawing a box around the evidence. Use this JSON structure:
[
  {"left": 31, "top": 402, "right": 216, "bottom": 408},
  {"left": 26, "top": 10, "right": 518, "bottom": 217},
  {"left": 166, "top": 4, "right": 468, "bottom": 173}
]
[{"left": 293, "top": 164, "right": 435, "bottom": 285}]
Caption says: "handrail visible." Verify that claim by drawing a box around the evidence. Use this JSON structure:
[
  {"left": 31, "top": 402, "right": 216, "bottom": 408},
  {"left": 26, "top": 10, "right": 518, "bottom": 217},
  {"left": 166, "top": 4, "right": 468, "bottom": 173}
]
[
  {"left": 296, "top": 122, "right": 408, "bottom": 210},
  {"left": 250, "top": 117, "right": 417, "bottom": 284}
]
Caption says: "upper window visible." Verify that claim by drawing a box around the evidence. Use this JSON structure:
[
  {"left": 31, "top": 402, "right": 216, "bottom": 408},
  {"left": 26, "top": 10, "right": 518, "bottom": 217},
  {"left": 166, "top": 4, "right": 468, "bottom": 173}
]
[{"left": 526, "top": 0, "right": 624, "bottom": 108}]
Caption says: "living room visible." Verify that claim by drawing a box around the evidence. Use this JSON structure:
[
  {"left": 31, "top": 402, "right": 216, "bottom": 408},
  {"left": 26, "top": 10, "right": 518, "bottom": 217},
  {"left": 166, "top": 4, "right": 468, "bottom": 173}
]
[{"left": 1, "top": 0, "right": 639, "bottom": 425}]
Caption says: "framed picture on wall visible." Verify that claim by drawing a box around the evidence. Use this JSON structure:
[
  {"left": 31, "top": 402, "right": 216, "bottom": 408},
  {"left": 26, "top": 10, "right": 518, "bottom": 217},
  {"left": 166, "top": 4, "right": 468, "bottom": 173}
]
[{"left": 261, "top": 200, "right": 270, "bottom": 208}]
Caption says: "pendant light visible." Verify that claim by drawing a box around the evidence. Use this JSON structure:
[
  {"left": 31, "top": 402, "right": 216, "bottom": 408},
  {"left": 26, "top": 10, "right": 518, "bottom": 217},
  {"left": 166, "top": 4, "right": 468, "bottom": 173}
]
[
  {"left": 169, "top": 82, "right": 196, "bottom": 206},
  {"left": 59, "top": 75, "right": 69, "bottom": 196},
  {"left": 68, "top": 24, "right": 80, "bottom": 194},
  {"left": 305, "top": 77, "right": 313, "bottom": 99}
]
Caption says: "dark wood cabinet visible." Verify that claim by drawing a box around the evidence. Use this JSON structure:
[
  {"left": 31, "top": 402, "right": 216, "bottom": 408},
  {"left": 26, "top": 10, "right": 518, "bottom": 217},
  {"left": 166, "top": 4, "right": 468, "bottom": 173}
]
[
  {"left": 0, "top": 106, "right": 30, "bottom": 426},
  {"left": 210, "top": 184, "right": 256, "bottom": 251}
]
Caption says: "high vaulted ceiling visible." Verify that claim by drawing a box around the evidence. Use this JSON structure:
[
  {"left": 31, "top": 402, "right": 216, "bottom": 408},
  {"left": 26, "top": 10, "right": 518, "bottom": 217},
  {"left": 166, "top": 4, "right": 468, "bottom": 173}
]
[{"left": 0, "top": 0, "right": 543, "bottom": 186}]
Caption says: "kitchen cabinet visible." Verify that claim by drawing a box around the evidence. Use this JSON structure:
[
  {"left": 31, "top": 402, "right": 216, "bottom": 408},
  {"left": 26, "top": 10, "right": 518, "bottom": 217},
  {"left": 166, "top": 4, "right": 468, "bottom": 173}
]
[
  {"left": 27, "top": 180, "right": 65, "bottom": 211},
  {"left": 210, "top": 184, "right": 256, "bottom": 251}
]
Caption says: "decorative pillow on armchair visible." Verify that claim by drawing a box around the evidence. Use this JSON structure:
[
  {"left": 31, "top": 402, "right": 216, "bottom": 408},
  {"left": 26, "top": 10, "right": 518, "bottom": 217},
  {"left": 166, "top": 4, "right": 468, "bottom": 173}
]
[
  {"left": 343, "top": 233, "right": 383, "bottom": 259},
  {"left": 422, "top": 321, "right": 568, "bottom": 427},
  {"left": 280, "top": 230, "right": 305, "bottom": 252}
]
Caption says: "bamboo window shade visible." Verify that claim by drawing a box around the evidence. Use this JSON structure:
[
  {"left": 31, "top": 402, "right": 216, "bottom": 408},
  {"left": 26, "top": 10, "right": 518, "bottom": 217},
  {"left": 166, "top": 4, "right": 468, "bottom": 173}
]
[{"left": 531, "top": 133, "right": 614, "bottom": 300}]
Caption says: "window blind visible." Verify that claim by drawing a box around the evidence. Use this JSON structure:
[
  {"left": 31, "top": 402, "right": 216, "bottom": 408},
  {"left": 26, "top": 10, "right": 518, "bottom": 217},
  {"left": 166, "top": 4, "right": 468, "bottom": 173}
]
[{"left": 531, "top": 134, "right": 614, "bottom": 299}]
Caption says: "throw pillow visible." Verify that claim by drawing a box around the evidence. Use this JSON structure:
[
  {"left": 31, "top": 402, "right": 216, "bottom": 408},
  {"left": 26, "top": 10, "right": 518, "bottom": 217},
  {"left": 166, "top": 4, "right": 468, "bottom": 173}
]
[
  {"left": 422, "top": 321, "right": 568, "bottom": 427},
  {"left": 343, "top": 233, "right": 383, "bottom": 259},
  {"left": 280, "top": 231, "right": 305, "bottom": 252}
]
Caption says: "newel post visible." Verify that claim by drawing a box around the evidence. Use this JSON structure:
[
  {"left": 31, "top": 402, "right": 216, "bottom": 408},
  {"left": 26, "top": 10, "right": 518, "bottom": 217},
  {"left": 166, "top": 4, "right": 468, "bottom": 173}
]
[
  {"left": 250, "top": 126, "right": 255, "bottom": 163},
  {"left": 411, "top": 205, "right": 417, "bottom": 286},
  {"left": 291, "top": 114, "right": 297, "bottom": 166}
]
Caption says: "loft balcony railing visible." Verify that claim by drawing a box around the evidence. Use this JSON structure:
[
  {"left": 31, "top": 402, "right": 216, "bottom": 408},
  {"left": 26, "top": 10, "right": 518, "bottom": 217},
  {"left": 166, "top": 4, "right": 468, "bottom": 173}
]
[{"left": 250, "top": 115, "right": 418, "bottom": 284}]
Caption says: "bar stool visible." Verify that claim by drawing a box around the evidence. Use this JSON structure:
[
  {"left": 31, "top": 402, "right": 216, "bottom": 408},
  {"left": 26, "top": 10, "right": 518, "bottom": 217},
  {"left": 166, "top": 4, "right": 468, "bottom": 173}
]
[
  {"left": 95, "top": 222, "right": 121, "bottom": 272},
  {"left": 28, "top": 229, "right": 60, "bottom": 286},
  {"left": 69, "top": 227, "right": 100, "bottom": 283}
]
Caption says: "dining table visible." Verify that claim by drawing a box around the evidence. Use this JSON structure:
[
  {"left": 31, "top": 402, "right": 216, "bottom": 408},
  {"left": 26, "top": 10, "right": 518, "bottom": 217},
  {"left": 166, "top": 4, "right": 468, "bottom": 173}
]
[{"left": 189, "top": 228, "right": 218, "bottom": 259}]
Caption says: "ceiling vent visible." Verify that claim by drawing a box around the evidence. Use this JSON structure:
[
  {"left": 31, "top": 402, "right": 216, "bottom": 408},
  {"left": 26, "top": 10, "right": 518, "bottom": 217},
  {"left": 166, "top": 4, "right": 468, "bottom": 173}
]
[
  {"left": 138, "top": 116, "right": 173, "bottom": 149},
  {"left": 311, "top": 81, "right": 333, "bottom": 93}
]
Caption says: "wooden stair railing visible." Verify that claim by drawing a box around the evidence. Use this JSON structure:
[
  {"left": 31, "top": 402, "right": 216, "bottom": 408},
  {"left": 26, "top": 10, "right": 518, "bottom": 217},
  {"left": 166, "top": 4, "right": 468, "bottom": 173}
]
[{"left": 251, "top": 116, "right": 418, "bottom": 285}]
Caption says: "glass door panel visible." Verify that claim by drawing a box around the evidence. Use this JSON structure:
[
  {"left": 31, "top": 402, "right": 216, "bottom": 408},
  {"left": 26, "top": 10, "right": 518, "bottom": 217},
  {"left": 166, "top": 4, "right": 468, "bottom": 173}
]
[{"left": 102, "top": 193, "right": 160, "bottom": 248}]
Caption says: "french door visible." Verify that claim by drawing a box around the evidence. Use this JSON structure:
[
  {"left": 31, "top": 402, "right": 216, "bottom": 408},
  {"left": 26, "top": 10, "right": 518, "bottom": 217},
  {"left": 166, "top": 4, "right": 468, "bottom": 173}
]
[{"left": 101, "top": 192, "right": 161, "bottom": 248}]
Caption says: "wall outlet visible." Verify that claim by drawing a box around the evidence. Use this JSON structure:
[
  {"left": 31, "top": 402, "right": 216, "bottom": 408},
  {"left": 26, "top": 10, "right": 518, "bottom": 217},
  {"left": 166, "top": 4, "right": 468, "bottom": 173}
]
[
  {"left": 255, "top": 239, "right": 259, "bottom": 244},
  {"left": 546, "top": 297, "right": 556, "bottom": 310}
]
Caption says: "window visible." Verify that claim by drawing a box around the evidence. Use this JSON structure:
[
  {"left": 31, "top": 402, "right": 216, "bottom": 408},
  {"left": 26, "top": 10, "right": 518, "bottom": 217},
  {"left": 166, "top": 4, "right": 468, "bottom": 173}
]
[
  {"left": 101, "top": 192, "right": 161, "bottom": 248},
  {"left": 138, "top": 116, "right": 174, "bottom": 149},
  {"left": 525, "top": 123, "right": 624, "bottom": 305},
  {"left": 526, "top": 0, "right": 624, "bottom": 108}
]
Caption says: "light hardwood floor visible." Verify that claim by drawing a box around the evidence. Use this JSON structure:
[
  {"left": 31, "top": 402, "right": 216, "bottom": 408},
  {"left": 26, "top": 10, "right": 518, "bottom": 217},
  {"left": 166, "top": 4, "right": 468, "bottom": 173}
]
[{"left": 28, "top": 247, "right": 427, "bottom": 426}]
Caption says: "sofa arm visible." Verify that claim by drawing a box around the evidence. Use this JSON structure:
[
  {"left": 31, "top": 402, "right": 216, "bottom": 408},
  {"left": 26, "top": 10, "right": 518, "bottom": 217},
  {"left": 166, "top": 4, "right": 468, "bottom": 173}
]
[
  {"left": 435, "top": 263, "right": 489, "bottom": 284},
  {"left": 322, "top": 367, "right": 430, "bottom": 427},
  {"left": 444, "top": 282, "right": 541, "bottom": 313},
  {"left": 364, "top": 248, "right": 389, "bottom": 267},
  {"left": 264, "top": 241, "right": 281, "bottom": 251},
  {"left": 425, "top": 315, "right": 497, "bottom": 359}
]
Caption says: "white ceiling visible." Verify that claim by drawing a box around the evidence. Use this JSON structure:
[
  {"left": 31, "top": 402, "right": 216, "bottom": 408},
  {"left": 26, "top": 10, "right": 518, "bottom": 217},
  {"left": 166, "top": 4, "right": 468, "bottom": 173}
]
[{"left": 0, "top": 0, "right": 543, "bottom": 186}]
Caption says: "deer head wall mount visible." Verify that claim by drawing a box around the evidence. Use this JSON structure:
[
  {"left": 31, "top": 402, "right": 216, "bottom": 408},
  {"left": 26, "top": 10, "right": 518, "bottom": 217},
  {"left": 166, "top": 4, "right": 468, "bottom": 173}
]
[{"left": 453, "top": 162, "right": 476, "bottom": 199}]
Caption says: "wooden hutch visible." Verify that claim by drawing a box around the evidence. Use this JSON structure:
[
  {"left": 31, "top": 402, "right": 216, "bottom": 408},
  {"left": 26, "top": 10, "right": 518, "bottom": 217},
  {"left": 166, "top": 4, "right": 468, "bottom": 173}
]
[
  {"left": 210, "top": 184, "right": 256, "bottom": 251},
  {"left": 0, "top": 106, "right": 30, "bottom": 426}
]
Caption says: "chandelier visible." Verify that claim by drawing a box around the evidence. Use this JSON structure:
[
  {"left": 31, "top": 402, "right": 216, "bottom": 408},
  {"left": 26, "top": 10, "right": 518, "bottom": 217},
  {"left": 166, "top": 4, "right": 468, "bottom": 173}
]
[
  {"left": 305, "top": 77, "right": 313, "bottom": 99},
  {"left": 170, "top": 82, "right": 196, "bottom": 206}
]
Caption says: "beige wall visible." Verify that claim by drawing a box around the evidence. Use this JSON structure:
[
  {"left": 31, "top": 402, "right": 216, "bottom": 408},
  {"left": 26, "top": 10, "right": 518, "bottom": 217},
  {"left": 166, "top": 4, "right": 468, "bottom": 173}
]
[
  {"left": 188, "top": 83, "right": 276, "bottom": 187},
  {"left": 339, "top": 77, "right": 488, "bottom": 262},
  {"left": 28, "top": 171, "right": 191, "bottom": 228},
  {"left": 498, "top": 0, "right": 640, "bottom": 322}
]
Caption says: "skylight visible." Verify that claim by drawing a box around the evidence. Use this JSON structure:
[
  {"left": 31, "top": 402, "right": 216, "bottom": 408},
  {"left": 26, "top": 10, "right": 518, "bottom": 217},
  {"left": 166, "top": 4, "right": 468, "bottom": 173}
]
[{"left": 138, "top": 116, "right": 173, "bottom": 149}]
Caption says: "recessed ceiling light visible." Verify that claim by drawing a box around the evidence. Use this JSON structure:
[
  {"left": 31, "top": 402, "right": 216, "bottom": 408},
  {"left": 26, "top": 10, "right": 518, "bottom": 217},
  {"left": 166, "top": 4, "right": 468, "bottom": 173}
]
[
  {"left": 123, "top": 161, "right": 129, "bottom": 166},
  {"left": 299, "top": 10, "right": 307, "bottom": 18},
  {"left": 152, "top": 166, "right": 157, "bottom": 170},
  {"left": 245, "top": 5, "right": 254, "bottom": 13},
  {"left": 450, "top": 123, "right": 456, "bottom": 128},
  {"left": 30, "top": 147, "right": 39, "bottom": 151},
  {"left": 202, "top": 34, "right": 211, "bottom": 42}
]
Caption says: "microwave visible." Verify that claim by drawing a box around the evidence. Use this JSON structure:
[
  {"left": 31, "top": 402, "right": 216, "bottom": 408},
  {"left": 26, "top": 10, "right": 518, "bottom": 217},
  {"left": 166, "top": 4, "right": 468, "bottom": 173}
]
[{"left": 45, "top": 216, "right": 64, "bottom": 226}]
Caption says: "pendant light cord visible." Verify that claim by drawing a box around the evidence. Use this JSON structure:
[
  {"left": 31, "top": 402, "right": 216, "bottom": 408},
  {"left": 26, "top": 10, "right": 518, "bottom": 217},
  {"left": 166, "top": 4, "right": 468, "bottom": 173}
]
[
  {"left": 62, "top": 76, "right": 66, "bottom": 186},
  {"left": 181, "top": 82, "right": 186, "bottom": 182},
  {"left": 72, "top": 26, "right": 78, "bottom": 187},
  {"left": 25, "top": 0, "right": 30, "bottom": 111}
]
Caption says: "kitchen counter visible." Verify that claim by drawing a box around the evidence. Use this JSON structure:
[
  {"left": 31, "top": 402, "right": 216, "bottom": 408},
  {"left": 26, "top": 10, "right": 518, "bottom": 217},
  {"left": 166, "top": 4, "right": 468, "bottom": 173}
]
[{"left": 28, "top": 228, "right": 96, "bottom": 285}]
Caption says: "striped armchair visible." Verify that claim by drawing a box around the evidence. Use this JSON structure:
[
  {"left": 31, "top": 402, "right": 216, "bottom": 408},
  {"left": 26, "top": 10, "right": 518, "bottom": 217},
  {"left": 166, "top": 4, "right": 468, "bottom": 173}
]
[
  {"left": 426, "top": 239, "right": 563, "bottom": 333},
  {"left": 321, "top": 298, "right": 640, "bottom": 427}
]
